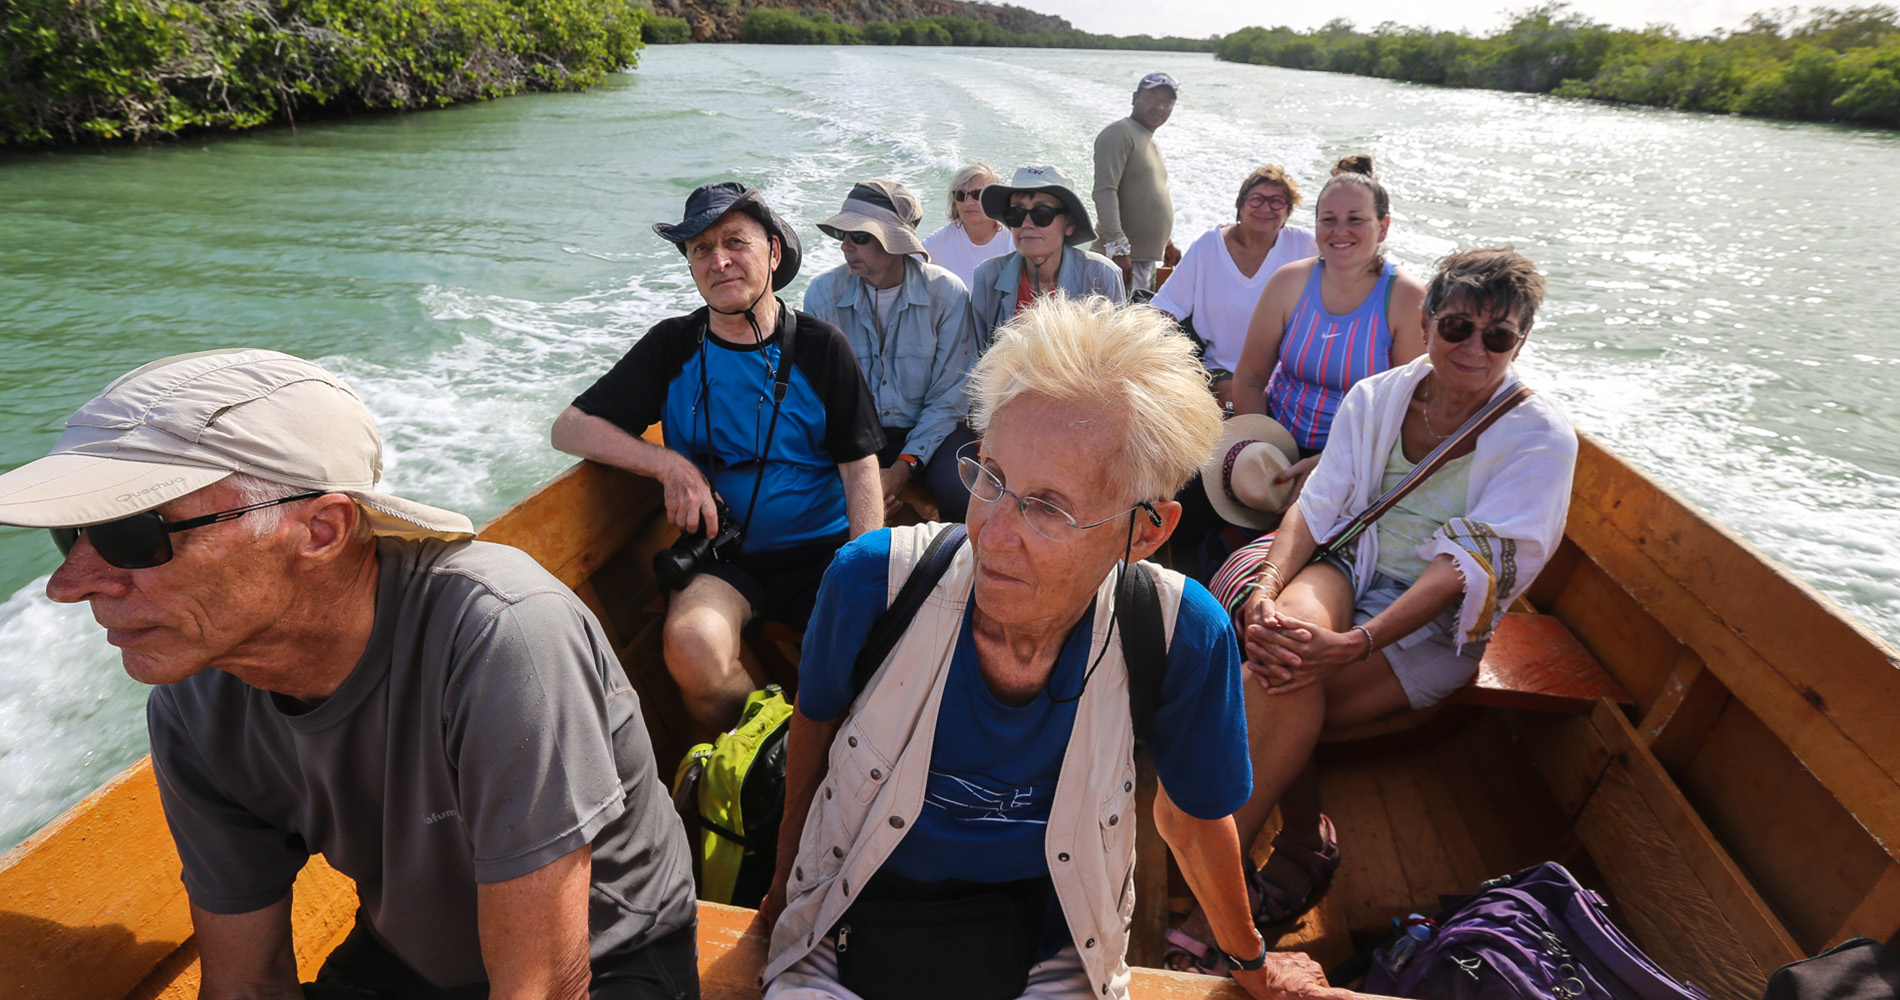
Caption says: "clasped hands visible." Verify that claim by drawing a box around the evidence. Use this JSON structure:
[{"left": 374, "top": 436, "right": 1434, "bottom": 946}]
[{"left": 1239, "top": 590, "right": 1364, "bottom": 694}]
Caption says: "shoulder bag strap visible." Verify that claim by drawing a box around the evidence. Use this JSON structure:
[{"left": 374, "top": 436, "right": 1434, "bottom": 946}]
[
  {"left": 1314, "top": 379, "right": 1534, "bottom": 562},
  {"left": 849, "top": 523, "right": 969, "bottom": 698},
  {"left": 1116, "top": 562, "right": 1167, "bottom": 748}
]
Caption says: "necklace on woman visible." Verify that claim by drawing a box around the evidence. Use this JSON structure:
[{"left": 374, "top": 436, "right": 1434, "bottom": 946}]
[{"left": 1416, "top": 379, "right": 1456, "bottom": 440}]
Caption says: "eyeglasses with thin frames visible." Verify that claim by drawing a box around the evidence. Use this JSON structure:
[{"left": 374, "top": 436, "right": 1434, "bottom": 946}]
[
  {"left": 1433, "top": 313, "right": 1527, "bottom": 354},
  {"left": 956, "top": 443, "right": 1160, "bottom": 542},
  {"left": 51, "top": 491, "right": 326, "bottom": 569}
]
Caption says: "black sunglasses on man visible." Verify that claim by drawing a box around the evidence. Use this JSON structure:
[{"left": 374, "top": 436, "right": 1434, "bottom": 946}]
[{"left": 51, "top": 491, "right": 325, "bottom": 569}]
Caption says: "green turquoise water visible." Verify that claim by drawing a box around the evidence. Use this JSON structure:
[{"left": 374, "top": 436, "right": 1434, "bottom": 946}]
[{"left": 2, "top": 45, "right": 1897, "bottom": 850}]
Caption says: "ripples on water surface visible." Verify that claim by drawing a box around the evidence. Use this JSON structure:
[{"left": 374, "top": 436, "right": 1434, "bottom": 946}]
[{"left": 2, "top": 46, "right": 1897, "bottom": 849}]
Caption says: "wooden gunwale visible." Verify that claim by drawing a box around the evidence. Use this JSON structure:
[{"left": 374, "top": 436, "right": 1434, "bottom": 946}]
[{"left": 1, "top": 435, "right": 1896, "bottom": 998}]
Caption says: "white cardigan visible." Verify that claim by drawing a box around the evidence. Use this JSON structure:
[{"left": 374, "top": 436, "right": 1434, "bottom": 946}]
[{"left": 1297, "top": 358, "right": 1578, "bottom": 648}]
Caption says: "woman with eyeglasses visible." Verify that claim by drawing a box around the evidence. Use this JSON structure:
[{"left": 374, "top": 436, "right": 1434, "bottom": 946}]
[
  {"left": 1151, "top": 165, "right": 1318, "bottom": 410},
  {"left": 966, "top": 164, "right": 1126, "bottom": 352},
  {"left": 922, "top": 163, "right": 1014, "bottom": 290},
  {"left": 1201, "top": 247, "right": 1576, "bottom": 944},
  {"left": 760, "top": 295, "right": 1346, "bottom": 1000},
  {"left": 1228, "top": 155, "right": 1428, "bottom": 505}
]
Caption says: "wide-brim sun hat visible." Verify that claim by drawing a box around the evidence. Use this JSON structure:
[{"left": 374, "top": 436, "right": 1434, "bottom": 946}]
[
  {"left": 1202, "top": 413, "right": 1301, "bottom": 530},
  {"left": 653, "top": 181, "right": 804, "bottom": 291},
  {"left": 980, "top": 165, "right": 1097, "bottom": 248},
  {"left": 817, "top": 178, "right": 930, "bottom": 260},
  {"left": 0, "top": 349, "right": 474, "bottom": 539}
]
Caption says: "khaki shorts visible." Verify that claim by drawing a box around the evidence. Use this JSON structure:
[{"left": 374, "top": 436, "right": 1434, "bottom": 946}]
[{"left": 1322, "top": 554, "right": 1487, "bottom": 710}]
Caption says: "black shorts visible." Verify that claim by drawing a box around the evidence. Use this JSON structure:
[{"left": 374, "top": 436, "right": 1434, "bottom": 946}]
[
  {"left": 306, "top": 910, "right": 699, "bottom": 1000},
  {"left": 702, "top": 532, "right": 849, "bottom": 632}
]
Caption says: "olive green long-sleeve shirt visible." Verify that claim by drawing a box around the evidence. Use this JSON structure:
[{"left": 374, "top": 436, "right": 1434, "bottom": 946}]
[{"left": 1091, "top": 116, "right": 1173, "bottom": 262}]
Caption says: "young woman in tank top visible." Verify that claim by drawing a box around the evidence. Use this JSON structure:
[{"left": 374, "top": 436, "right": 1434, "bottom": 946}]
[{"left": 1229, "top": 156, "right": 1426, "bottom": 507}]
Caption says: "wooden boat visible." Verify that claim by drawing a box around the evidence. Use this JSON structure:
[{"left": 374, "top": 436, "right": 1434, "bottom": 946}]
[{"left": 3, "top": 428, "right": 1898, "bottom": 999}]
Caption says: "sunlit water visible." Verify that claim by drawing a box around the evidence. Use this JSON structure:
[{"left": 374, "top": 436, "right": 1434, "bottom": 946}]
[{"left": 2, "top": 46, "right": 1897, "bottom": 851}]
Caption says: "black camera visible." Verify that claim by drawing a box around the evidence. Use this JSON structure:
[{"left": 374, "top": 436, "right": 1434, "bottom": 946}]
[{"left": 654, "top": 491, "right": 745, "bottom": 592}]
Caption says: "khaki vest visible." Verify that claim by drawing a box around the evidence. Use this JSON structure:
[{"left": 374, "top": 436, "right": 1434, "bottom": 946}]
[{"left": 764, "top": 523, "right": 1187, "bottom": 1000}]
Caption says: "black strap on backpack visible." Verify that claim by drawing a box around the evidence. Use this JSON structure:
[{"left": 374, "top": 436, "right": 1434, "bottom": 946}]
[
  {"left": 850, "top": 523, "right": 968, "bottom": 697},
  {"left": 847, "top": 523, "right": 1169, "bottom": 745},
  {"left": 1116, "top": 560, "right": 1166, "bottom": 748}
]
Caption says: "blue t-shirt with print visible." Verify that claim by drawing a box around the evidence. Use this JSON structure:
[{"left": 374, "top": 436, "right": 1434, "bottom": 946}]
[{"left": 799, "top": 528, "right": 1253, "bottom": 886}]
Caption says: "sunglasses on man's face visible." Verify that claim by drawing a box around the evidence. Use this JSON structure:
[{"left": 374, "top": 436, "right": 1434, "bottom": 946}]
[
  {"left": 50, "top": 491, "right": 324, "bottom": 569},
  {"left": 842, "top": 231, "right": 877, "bottom": 246},
  {"left": 1433, "top": 313, "right": 1527, "bottom": 354},
  {"left": 952, "top": 188, "right": 986, "bottom": 202},
  {"left": 1003, "top": 204, "right": 1066, "bottom": 229}
]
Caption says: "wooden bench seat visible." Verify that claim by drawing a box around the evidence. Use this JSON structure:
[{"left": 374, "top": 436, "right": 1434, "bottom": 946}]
[{"left": 1446, "top": 612, "right": 1633, "bottom": 715}]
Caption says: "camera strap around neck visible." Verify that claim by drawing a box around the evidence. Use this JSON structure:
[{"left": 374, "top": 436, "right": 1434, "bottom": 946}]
[{"left": 738, "top": 302, "right": 798, "bottom": 534}]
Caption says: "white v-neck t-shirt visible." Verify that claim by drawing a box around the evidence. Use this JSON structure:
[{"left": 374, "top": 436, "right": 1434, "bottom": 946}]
[{"left": 1151, "top": 224, "right": 1317, "bottom": 372}]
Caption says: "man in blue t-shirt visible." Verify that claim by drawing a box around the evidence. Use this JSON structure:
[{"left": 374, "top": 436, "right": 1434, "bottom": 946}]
[{"left": 554, "top": 183, "right": 886, "bottom": 735}]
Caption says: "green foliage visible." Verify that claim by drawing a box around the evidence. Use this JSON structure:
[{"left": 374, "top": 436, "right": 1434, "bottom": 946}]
[
  {"left": 1214, "top": 4, "right": 1900, "bottom": 129},
  {"left": 644, "top": 14, "right": 692, "bottom": 44},
  {"left": 740, "top": 7, "right": 858, "bottom": 44},
  {"left": 732, "top": 8, "right": 1215, "bottom": 51},
  {"left": 1, "top": 0, "right": 648, "bottom": 146}
]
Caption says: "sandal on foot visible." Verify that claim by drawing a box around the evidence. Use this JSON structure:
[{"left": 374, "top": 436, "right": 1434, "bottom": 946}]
[
  {"left": 1162, "top": 927, "right": 1233, "bottom": 977},
  {"left": 1249, "top": 814, "right": 1340, "bottom": 926}
]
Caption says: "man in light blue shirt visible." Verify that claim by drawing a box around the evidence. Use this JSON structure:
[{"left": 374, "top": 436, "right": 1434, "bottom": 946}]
[{"left": 804, "top": 179, "right": 979, "bottom": 521}]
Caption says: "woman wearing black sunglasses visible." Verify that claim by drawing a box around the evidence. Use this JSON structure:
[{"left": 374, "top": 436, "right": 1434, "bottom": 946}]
[
  {"left": 966, "top": 164, "right": 1125, "bottom": 352},
  {"left": 1198, "top": 247, "right": 1578, "bottom": 939}
]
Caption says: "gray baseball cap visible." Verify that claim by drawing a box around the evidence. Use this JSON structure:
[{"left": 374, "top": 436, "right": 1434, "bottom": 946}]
[{"left": 0, "top": 349, "right": 474, "bottom": 538}]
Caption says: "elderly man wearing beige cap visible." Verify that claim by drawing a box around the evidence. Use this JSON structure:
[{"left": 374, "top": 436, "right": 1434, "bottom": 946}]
[
  {"left": 0, "top": 350, "right": 699, "bottom": 1000},
  {"left": 802, "top": 178, "right": 979, "bottom": 521}
]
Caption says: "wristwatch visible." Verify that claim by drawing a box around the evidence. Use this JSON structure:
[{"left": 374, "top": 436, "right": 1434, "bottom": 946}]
[
  {"left": 1220, "top": 933, "right": 1269, "bottom": 971},
  {"left": 897, "top": 453, "right": 921, "bottom": 469}
]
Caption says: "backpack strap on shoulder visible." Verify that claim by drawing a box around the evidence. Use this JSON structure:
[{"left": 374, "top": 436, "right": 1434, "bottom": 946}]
[
  {"left": 1117, "top": 561, "right": 1168, "bottom": 748},
  {"left": 849, "top": 523, "right": 969, "bottom": 698}
]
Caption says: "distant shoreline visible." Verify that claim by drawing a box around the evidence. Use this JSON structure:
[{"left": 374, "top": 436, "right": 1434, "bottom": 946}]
[{"left": 1216, "top": 9, "right": 1899, "bottom": 131}]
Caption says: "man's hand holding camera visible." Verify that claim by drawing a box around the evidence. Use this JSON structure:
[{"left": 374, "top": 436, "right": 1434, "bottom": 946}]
[{"left": 659, "top": 449, "right": 723, "bottom": 536}]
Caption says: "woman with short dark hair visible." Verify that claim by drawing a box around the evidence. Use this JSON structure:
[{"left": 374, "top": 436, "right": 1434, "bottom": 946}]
[{"left": 1212, "top": 246, "right": 1577, "bottom": 933}]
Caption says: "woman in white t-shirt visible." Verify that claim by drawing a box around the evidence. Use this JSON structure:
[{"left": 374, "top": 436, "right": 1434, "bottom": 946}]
[
  {"left": 921, "top": 162, "right": 1015, "bottom": 289},
  {"left": 1152, "top": 165, "right": 1317, "bottom": 408}
]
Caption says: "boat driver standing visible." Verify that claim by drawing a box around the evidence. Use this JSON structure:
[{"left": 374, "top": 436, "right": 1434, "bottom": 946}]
[
  {"left": 553, "top": 182, "right": 886, "bottom": 736},
  {"left": 1, "top": 350, "right": 700, "bottom": 999}
]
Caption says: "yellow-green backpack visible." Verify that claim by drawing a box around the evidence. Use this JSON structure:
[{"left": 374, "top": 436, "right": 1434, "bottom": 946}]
[{"left": 671, "top": 684, "right": 793, "bottom": 907}]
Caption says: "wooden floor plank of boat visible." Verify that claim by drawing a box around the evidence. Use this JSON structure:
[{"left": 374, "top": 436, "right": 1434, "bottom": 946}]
[{"left": 1317, "top": 712, "right": 1574, "bottom": 940}]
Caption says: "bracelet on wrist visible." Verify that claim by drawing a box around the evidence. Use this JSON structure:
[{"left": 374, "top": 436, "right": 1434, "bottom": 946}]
[
  {"left": 1219, "top": 932, "right": 1269, "bottom": 971},
  {"left": 1352, "top": 624, "right": 1376, "bottom": 661}
]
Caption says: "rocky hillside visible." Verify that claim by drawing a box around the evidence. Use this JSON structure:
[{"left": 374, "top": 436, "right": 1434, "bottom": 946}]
[{"left": 656, "top": 0, "right": 1071, "bottom": 42}]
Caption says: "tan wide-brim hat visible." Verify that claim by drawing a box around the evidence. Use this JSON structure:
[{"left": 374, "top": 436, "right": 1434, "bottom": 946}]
[
  {"left": 0, "top": 349, "right": 474, "bottom": 539},
  {"left": 1201, "top": 413, "right": 1301, "bottom": 530},
  {"left": 817, "top": 178, "right": 931, "bottom": 260}
]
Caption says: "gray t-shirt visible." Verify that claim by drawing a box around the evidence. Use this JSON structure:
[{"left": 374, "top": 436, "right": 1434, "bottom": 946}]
[{"left": 148, "top": 537, "right": 696, "bottom": 988}]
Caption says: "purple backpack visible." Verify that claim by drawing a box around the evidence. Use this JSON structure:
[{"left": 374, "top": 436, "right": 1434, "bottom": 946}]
[{"left": 1362, "top": 862, "right": 1711, "bottom": 1000}]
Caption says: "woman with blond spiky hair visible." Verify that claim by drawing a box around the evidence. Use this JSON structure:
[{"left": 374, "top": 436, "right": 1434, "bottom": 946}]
[{"left": 758, "top": 296, "right": 1350, "bottom": 1000}]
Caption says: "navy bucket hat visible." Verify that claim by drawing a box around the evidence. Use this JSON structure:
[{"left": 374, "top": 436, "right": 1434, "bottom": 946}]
[{"left": 654, "top": 181, "right": 803, "bottom": 290}]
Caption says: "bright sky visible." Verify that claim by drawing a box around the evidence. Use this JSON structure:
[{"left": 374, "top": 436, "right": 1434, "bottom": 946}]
[{"left": 1030, "top": 0, "right": 1770, "bottom": 39}]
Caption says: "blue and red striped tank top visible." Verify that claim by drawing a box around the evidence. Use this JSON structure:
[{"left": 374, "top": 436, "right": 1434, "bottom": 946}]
[{"left": 1266, "top": 258, "right": 1398, "bottom": 452}]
